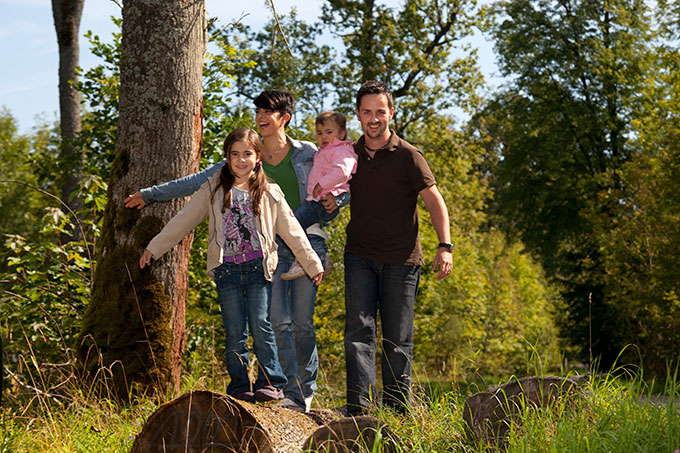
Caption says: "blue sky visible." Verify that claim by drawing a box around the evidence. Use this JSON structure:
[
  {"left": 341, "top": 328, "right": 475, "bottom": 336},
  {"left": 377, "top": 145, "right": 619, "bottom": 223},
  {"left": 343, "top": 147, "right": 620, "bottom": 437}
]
[{"left": 0, "top": 0, "right": 499, "bottom": 134}]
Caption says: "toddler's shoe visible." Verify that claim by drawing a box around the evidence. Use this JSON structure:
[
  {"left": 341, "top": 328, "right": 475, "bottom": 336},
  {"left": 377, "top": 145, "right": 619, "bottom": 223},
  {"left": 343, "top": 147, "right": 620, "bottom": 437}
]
[
  {"left": 281, "top": 260, "right": 306, "bottom": 280},
  {"left": 254, "top": 385, "right": 284, "bottom": 402}
]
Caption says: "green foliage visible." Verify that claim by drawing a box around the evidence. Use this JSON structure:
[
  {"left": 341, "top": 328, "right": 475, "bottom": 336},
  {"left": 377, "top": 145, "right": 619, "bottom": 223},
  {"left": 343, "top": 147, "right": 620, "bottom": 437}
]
[
  {"left": 75, "top": 18, "right": 122, "bottom": 180},
  {"left": 480, "top": 0, "right": 657, "bottom": 366},
  {"left": 202, "top": 20, "right": 258, "bottom": 160},
  {"left": 0, "top": 110, "right": 54, "bottom": 243},
  {"left": 221, "top": 8, "right": 337, "bottom": 117},
  {"left": 0, "top": 391, "right": 158, "bottom": 452},
  {"left": 75, "top": 17, "right": 256, "bottom": 177},
  {"left": 222, "top": 0, "right": 487, "bottom": 133},
  {"left": 314, "top": 206, "right": 351, "bottom": 395},
  {"left": 597, "top": 37, "right": 680, "bottom": 376},
  {"left": 0, "top": 111, "right": 106, "bottom": 392},
  {"left": 321, "top": 0, "right": 488, "bottom": 130},
  {"left": 657, "top": 0, "right": 680, "bottom": 40},
  {"left": 412, "top": 117, "right": 561, "bottom": 378},
  {"left": 0, "top": 215, "right": 94, "bottom": 393},
  {"left": 477, "top": 0, "right": 680, "bottom": 376}
]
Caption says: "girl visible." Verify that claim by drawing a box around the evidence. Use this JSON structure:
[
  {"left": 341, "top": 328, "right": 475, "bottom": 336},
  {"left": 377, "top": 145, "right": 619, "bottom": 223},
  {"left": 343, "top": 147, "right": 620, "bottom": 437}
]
[{"left": 140, "top": 128, "right": 324, "bottom": 403}]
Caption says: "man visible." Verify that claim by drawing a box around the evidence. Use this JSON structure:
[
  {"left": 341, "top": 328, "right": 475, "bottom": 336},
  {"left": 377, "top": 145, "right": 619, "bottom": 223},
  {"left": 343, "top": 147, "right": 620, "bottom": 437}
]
[{"left": 344, "top": 80, "right": 453, "bottom": 415}]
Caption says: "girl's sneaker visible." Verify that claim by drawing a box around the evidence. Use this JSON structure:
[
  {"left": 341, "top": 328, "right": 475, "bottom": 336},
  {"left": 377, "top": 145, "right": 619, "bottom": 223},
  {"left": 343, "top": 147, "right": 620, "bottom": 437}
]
[
  {"left": 233, "top": 390, "right": 255, "bottom": 403},
  {"left": 281, "top": 260, "right": 306, "bottom": 280},
  {"left": 254, "top": 385, "right": 284, "bottom": 402}
]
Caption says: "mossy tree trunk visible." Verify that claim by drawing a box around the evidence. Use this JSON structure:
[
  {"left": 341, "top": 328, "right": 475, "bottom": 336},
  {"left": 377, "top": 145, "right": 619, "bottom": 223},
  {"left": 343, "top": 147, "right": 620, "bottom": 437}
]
[
  {"left": 51, "top": 0, "right": 84, "bottom": 241},
  {"left": 80, "top": 0, "right": 206, "bottom": 399}
]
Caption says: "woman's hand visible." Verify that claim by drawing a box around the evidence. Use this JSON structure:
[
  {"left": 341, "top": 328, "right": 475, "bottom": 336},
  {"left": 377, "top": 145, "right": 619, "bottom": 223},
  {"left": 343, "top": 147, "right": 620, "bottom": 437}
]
[
  {"left": 312, "top": 271, "right": 324, "bottom": 286},
  {"left": 124, "top": 191, "right": 146, "bottom": 209}
]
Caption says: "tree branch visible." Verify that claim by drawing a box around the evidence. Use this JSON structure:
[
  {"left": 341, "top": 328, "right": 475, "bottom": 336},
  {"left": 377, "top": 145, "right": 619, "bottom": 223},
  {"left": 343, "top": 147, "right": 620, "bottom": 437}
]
[{"left": 393, "top": 5, "right": 461, "bottom": 98}]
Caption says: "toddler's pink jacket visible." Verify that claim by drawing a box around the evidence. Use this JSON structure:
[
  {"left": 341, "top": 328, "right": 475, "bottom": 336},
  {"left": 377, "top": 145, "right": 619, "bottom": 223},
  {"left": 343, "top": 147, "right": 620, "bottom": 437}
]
[{"left": 306, "top": 138, "right": 357, "bottom": 201}]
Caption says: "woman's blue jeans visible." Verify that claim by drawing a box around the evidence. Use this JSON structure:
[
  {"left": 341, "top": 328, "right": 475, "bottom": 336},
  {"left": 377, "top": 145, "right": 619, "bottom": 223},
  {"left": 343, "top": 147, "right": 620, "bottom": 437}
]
[
  {"left": 214, "top": 259, "right": 287, "bottom": 396},
  {"left": 343, "top": 252, "right": 420, "bottom": 414},
  {"left": 270, "top": 234, "right": 326, "bottom": 406}
]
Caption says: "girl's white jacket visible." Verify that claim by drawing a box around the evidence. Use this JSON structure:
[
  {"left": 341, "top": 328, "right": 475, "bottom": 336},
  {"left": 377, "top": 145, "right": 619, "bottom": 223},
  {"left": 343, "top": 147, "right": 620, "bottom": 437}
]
[{"left": 145, "top": 174, "right": 324, "bottom": 280}]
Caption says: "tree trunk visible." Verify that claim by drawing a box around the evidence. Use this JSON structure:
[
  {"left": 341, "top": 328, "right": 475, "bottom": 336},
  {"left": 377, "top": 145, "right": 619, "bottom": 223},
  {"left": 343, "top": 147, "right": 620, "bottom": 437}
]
[
  {"left": 79, "top": 0, "right": 206, "bottom": 399},
  {"left": 51, "top": 0, "right": 84, "bottom": 240}
]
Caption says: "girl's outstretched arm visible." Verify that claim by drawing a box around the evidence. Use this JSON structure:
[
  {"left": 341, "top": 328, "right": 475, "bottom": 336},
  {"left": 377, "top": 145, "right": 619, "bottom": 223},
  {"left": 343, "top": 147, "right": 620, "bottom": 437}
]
[
  {"left": 139, "top": 249, "right": 153, "bottom": 268},
  {"left": 312, "top": 272, "right": 324, "bottom": 286}
]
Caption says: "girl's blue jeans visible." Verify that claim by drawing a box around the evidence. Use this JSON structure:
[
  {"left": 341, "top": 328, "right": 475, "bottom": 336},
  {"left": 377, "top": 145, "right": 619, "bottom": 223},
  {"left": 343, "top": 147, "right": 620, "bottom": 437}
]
[{"left": 214, "top": 259, "right": 287, "bottom": 396}]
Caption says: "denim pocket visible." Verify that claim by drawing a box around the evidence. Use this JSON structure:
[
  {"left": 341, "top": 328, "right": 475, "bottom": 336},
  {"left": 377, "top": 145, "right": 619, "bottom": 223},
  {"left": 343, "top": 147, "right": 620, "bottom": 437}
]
[
  {"left": 247, "top": 259, "right": 264, "bottom": 274},
  {"left": 213, "top": 262, "right": 233, "bottom": 283}
]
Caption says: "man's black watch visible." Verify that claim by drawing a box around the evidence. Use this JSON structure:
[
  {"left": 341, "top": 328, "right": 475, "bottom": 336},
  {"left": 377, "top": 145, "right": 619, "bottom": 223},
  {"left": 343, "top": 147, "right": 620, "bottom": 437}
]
[{"left": 438, "top": 242, "right": 454, "bottom": 252}]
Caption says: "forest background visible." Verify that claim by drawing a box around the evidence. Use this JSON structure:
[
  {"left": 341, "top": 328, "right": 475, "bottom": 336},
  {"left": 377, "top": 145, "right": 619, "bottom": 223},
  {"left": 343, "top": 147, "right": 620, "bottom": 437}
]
[{"left": 1, "top": 0, "right": 679, "bottom": 420}]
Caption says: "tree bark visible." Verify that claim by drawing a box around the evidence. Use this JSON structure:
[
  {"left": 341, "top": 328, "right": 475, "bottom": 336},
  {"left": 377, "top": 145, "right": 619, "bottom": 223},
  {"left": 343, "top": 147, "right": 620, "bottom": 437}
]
[
  {"left": 80, "top": 0, "right": 206, "bottom": 398},
  {"left": 51, "top": 0, "right": 84, "bottom": 240}
]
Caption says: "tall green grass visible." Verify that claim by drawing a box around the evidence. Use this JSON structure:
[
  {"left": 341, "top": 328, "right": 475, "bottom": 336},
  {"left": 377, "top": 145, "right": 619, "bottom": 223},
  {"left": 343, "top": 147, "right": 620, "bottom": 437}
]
[{"left": 2, "top": 346, "right": 679, "bottom": 452}]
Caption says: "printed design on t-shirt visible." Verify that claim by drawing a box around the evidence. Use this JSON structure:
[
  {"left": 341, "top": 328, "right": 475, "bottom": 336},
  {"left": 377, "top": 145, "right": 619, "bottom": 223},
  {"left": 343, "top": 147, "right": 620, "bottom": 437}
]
[{"left": 223, "top": 189, "right": 260, "bottom": 254}]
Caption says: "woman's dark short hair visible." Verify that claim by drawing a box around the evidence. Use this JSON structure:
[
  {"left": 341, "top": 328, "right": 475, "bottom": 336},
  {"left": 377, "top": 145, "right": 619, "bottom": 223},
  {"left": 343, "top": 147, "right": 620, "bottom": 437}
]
[
  {"left": 254, "top": 90, "right": 295, "bottom": 128},
  {"left": 355, "top": 80, "right": 394, "bottom": 111}
]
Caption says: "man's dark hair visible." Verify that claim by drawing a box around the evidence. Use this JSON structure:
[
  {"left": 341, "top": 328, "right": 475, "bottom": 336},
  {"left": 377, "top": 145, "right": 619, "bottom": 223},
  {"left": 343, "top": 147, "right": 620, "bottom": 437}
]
[
  {"left": 355, "top": 80, "right": 394, "bottom": 111},
  {"left": 254, "top": 90, "right": 295, "bottom": 128}
]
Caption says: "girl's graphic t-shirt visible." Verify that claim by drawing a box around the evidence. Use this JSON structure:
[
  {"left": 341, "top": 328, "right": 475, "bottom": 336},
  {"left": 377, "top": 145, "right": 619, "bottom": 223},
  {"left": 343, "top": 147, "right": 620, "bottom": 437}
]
[{"left": 222, "top": 187, "right": 262, "bottom": 257}]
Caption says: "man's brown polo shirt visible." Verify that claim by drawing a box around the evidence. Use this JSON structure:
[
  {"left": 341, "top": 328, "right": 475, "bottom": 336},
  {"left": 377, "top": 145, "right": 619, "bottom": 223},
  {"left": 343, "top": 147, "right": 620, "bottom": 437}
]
[{"left": 345, "top": 131, "right": 436, "bottom": 266}]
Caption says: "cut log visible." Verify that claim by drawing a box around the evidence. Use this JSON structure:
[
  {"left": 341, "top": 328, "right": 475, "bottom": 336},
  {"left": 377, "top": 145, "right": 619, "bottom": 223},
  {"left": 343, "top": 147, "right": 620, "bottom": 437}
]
[
  {"left": 303, "top": 415, "right": 400, "bottom": 452},
  {"left": 463, "top": 375, "right": 582, "bottom": 445},
  {"left": 131, "top": 390, "right": 400, "bottom": 452}
]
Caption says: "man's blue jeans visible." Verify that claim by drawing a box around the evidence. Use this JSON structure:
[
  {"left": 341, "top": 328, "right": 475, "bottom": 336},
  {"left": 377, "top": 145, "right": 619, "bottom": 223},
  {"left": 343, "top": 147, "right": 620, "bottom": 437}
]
[
  {"left": 343, "top": 253, "right": 420, "bottom": 414},
  {"left": 270, "top": 235, "right": 327, "bottom": 406},
  {"left": 214, "top": 260, "right": 286, "bottom": 396}
]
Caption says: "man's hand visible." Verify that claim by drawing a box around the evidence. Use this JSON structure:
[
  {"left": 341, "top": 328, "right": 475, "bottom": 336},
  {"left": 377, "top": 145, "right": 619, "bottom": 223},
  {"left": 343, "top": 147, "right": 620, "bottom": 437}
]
[
  {"left": 139, "top": 249, "right": 153, "bottom": 268},
  {"left": 320, "top": 194, "right": 339, "bottom": 214},
  {"left": 431, "top": 247, "right": 453, "bottom": 281},
  {"left": 124, "top": 191, "right": 146, "bottom": 210},
  {"left": 312, "top": 271, "right": 324, "bottom": 286},
  {"left": 312, "top": 183, "right": 323, "bottom": 199}
]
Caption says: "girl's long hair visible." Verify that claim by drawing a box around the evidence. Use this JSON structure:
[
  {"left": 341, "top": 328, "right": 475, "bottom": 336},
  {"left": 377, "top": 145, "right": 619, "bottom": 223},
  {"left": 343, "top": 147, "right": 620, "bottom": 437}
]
[{"left": 214, "top": 128, "right": 268, "bottom": 216}]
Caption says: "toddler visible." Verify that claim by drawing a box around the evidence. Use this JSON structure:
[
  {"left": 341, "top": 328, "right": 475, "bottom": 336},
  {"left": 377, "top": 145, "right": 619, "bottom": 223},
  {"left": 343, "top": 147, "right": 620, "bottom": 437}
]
[{"left": 281, "top": 111, "right": 357, "bottom": 280}]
